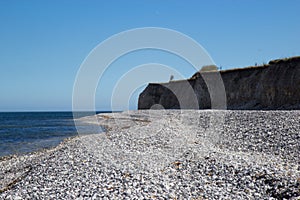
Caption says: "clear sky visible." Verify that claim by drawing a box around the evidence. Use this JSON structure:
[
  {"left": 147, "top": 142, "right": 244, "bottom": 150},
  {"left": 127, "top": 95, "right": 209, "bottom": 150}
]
[{"left": 0, "top": 0, "right": 299, "bottom": 111}]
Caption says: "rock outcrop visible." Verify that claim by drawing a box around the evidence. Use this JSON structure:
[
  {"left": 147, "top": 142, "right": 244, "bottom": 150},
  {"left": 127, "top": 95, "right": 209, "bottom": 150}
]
[{"left": 138, "top": 56, "right": 300, "bottom": 110}]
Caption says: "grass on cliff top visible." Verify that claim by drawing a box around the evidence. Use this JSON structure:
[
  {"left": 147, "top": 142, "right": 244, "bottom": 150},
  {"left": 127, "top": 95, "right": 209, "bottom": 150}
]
[
  {"left": 215, "top": 55, "right": 300, "bottom": 75},
  {"left": 154, "top": 56, "right": 300, "bottom": 83}
]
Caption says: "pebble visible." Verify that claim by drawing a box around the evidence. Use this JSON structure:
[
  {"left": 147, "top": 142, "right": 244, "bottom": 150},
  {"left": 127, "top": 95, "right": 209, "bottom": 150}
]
[{"left": 0, "top": 110, "right": 299, "bottom": 199}]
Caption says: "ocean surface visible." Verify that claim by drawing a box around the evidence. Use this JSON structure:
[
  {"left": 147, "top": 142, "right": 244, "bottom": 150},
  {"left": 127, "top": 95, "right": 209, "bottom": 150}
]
[{"left": 0, "top": 112, "right": 107, "bottom": 157}]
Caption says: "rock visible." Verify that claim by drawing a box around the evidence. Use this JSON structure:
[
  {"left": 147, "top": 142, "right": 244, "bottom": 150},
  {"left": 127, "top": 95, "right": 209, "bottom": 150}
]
[{"left": 138, "top": 56, "right": 300, "bottom": 110}]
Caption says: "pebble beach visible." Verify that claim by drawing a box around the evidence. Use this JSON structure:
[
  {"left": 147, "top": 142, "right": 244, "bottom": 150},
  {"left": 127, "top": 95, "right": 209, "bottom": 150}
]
[{"left": 0, "top": 110, "right": 299, "bottom": 199}]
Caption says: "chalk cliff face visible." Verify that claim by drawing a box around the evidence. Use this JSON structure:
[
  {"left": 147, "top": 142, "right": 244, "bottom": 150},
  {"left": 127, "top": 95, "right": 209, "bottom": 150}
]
[{"left": 138, "top": 56, "right": 300, "bottom": 110}]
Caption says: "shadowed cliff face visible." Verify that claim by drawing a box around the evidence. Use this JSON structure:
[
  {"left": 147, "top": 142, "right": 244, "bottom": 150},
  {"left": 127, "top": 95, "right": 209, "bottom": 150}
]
[{"left": 138, "top": 56, "right": 300, "bottom": 110}]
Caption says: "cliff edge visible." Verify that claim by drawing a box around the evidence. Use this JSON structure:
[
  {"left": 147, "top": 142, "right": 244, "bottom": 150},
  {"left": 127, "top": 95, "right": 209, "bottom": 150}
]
[{"left": 138, "top": 56, "right": 300, "bottom": 110}]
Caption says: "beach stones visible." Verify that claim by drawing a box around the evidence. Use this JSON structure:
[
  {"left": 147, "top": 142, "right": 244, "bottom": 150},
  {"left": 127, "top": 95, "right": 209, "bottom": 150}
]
[{"left": 0, "top": 110, "right": 299, "bottom": 199}]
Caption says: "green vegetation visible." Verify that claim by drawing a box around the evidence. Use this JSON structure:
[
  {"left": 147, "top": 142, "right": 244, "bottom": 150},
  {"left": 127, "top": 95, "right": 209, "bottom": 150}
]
[{"left": 200, "top": 65, "right": 218, "bottom": 72}]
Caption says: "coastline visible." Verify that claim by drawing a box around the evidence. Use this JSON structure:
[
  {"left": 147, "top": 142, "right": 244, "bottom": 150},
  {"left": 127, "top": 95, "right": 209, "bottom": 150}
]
[
  {"left": 0, "top": 135, "right": 78, "bottom": 162},
  {"left": 1, "top": 110, "right": 299, "bottom": 199},
  {"left": 0, "top": 135, "right": 80, "bottom": 193}
]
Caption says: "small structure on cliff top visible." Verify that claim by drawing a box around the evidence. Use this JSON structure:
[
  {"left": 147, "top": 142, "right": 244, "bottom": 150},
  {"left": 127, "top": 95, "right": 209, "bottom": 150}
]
[{"left": 200, "top": 65, "right": 218, "bottom": 72}]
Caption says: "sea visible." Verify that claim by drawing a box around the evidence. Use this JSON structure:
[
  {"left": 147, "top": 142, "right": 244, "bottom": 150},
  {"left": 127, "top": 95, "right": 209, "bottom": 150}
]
[{"left": 0, "top": 112, "right": 107, "bottom": 158}]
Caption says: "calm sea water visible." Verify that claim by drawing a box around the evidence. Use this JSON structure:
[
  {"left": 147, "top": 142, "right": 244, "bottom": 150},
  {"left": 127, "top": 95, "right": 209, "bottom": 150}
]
[{"left": 0, "top": 112, "right": 106, "bottom": 157}]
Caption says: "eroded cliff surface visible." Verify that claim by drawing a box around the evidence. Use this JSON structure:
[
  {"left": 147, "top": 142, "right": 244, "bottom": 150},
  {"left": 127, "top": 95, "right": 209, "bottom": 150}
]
[{"left": 138, "top": 56, "right": 300, "bottom": 110}]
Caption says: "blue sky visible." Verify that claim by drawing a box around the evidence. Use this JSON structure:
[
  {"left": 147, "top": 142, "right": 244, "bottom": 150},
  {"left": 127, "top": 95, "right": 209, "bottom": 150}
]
[{"left": 0, "top": 0, "right": 299, "bottom": 111}]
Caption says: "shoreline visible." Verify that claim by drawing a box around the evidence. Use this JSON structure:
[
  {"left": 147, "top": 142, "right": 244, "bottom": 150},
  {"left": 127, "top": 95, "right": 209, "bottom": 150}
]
[
  {"left": 0, "top": 135, "right": 79, "bottom": 162},
  {"left": 0, "top": 135, "right": 81, "bottom": 193},
  {"left": 0, "top": 111, "right": 110, "bottom": 159},
  {"left": 1, "top": 110, "right": 299, "bottom": 199}
]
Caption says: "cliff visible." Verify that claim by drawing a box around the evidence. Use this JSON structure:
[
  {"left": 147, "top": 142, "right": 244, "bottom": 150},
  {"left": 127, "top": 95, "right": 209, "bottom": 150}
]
[{"left": 138, "top": 56, "right": 300, "bottom": 110}]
